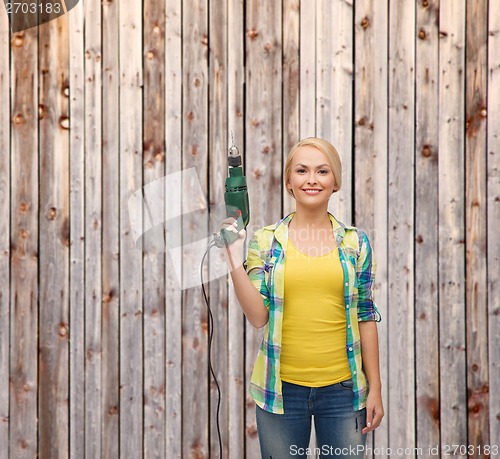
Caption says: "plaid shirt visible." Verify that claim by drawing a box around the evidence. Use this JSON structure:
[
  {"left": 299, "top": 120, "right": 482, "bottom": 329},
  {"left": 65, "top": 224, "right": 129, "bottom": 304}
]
[{"left": 245, "top": 212, "right": 381, "bottom": 414}]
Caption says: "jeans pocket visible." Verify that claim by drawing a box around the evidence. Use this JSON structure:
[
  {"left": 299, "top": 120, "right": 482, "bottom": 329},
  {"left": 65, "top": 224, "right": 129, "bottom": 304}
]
[{"left": 339, "top": 379, "right": 354, "bottom": 390}]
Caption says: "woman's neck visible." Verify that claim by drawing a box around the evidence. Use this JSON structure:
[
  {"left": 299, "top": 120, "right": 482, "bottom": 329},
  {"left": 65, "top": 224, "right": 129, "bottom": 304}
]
[{"left": 290, "top": 209, "right": 331, "bottom": 230}]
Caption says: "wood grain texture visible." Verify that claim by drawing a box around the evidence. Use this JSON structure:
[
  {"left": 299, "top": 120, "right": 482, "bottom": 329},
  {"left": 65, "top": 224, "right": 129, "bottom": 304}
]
[
  {"left": 388, "top": 0, "right": 415, "bottom": 451},
  {"left": 208, "top": 0, "right": 229, "bottom": 454},
  {"left": 299, "top": 0, "right": 316, "bottom": 140},
  {"left": 38, "top": 13, "right": 71, "bottom": 457},
  {"left": 415, "top": 0, "right": 440, "bottom": 453},
  {"left": 68, "top": 2, "right": 85, "bottom": 457},
  {"left": 353, "top": 1, "right": 389, "bottom": 456},
  {"left": 119, "top": 0, "right": 144, "bottom": 455},
  {"left": 10, "top": 24, "right": 39, "bottom": 459},
  {"left": 487, "top": 0, "right": 500, "bottom": 446},
  {"left": 318, "top": 0, "right": 353, "bottom": 222},
  {"left": 438, "top": 0, "right": 467, "bottom": 451},
  {"left": 102, "top": 0, "right": 120, "bottom": 456},
  {"left": 227, "top": 1, "right": 246, "bottom": 457},
  {"left": 164, "top": 0, "right": 183, "bottom": 456},
  {"left": 143, "top": 0, "right": 167, "bottom": 456},
  {"left": 0, "top": 12, "right": 10, "bottom": 459},
  {"left": 465, "top": 0, "right": 489, "bottom": 450},
  {"left": 83, "top": 0, "right": 103, "bottom": 456},
  {"left": 245, "top": 0, "right": 282, "bottom": 457},
  {"left": 0, "top": 2, "right": 499, "bottom": 457},
  {"left": 181, "top": 0, "right": 209, "bottom": 456}
]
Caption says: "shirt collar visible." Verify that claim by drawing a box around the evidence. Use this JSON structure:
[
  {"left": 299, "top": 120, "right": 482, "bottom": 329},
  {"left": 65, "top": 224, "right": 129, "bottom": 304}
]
[{"left": 272, "top": 212, "right": 353, "bottom": 247}]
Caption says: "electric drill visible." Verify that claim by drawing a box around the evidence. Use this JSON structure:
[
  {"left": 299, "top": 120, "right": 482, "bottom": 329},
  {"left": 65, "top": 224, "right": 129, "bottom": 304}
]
[{"left": 214, "top": 138, "right": 250, "bottom": 247}]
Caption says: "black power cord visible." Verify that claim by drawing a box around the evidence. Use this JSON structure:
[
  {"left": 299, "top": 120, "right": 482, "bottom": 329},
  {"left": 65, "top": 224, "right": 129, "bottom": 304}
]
[{"left": 200, "top": 239, "right": 223, "bottom": 458}]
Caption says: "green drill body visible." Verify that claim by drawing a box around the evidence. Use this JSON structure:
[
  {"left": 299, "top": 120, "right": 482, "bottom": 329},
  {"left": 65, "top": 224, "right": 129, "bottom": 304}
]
[{"left": 219, "top": 143, "right": 250, "bottom": 246}]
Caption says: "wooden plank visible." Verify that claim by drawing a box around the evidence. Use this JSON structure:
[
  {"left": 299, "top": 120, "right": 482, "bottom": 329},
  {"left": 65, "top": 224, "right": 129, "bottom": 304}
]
[
  {"left": 119, "top": 0, "right": 144, "bottom": 454},
  {"left": 181, "top": 0, "right": 209, "bottom": 456},
  {"left": 102, "top": 0, "right": 120, "bottom": 456},
  {"left": 369, "top": 2, "right": 389, "bottom": 454},
  {"left": 317, "top": 0, "right": 353, "bottom": 222},
  {"left": 465, "top": 0, "right": 489, "bottom": 449},
  {"left": 0, "top": 11, "right": 10, "bottom": 459},
  {"left": 10, "top": 24, "right": 38, "bottom": 459},
  {"left": 388, "top": 0, "right": 415, "bottom": 451},
  {"left": 487, "top": 0, "right": 500, "bottom": 446},
  {"left": 299, "top": 0, "right": 316, "bottom": 140},
  {"left": 414, "top": 0, "right": 440, "bottom": 452},
  {"left": 143, "top": 0, "right": 166, "bottom": 456},
  {"left": 283, "top": 0, "right": 299, "bottom": 216},
  {"left": 353, "top": 0, "right": 389, "bottom": 456},
  {"left": 227, "top": 0, "right": 246, "bottom": 456},
  {"left": 245, "top": 0, "right": 282, "bottom": 456},
  {"left": 164, "top": 0, "right": 183, "bottom": 455},
  {"left": 38, "top": 14, "right": 70, "bottom": 459},
  {"left": 208, "top": 0, "right": 229, "bottom": 455},
  {"left": 438, "top": 0, "right": 467, "bottom": 450},
  {"left": 83, "top": 0, "right": 103, "bottom": 456},
  {"left": 68, "top": 1, "right": 86, "bottom": 457}
]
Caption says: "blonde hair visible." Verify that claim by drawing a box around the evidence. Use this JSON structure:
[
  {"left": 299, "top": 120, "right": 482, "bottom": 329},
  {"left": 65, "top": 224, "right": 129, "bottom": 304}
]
[{"left": 284, "top": 137, "right": 342, "bottom": 197}]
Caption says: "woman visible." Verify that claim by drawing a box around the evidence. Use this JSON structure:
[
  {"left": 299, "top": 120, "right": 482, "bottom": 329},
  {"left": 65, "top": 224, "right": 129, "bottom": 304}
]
[{"left": 221, "top": 137, "right": 383, "bottom": 458}]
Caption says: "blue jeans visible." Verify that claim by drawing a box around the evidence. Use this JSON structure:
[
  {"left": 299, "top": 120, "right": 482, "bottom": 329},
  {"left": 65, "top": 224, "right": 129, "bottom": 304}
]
[{"left": 256, "top": 380, "right": 367, "bottom": 458}]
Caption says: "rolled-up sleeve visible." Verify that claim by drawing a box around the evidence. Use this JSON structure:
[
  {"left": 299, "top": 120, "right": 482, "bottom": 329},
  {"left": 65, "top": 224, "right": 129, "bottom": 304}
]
[
  {"left": 356, "top": 230, "right": 381, "bottom": 322},
  {"left": 245, "top": 233, "right": 271, "bottom": 310}
]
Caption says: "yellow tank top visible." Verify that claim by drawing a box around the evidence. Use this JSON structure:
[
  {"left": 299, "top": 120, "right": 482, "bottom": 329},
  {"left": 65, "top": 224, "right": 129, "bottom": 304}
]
[{"left": 280, "top": 238, "right": 351, "bottom": 386}]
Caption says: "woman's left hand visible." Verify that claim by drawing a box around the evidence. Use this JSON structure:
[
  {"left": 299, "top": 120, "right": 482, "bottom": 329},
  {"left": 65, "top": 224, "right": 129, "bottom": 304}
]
[{"left": 362, "top": 389, "right": 384, "bottom": 434}]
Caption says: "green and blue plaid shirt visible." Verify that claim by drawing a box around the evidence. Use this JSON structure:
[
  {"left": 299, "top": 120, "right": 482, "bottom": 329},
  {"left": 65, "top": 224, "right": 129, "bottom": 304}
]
[{"left": 245, "top": 212, "right": 381, "bottom": 414}]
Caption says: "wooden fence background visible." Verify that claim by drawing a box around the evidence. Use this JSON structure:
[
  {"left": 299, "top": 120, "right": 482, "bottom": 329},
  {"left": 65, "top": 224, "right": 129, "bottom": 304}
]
[{"left": 0, "top": 0, "right": 499, "bottom": 458}]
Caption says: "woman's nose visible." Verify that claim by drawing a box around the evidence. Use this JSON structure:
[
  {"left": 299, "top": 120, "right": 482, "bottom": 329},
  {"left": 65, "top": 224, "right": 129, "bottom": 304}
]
[{"left": 307, "top": 173, "right": 317, "bottom": 184}]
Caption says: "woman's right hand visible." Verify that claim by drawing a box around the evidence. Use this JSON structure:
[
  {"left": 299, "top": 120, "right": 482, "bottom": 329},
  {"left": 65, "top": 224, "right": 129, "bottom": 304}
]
[{"left": 219, "top": 217, "right": 246, "bottom": 269}]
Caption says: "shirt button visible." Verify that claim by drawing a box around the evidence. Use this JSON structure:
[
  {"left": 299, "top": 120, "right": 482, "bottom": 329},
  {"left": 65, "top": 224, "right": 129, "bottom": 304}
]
[
  {"left": 346, "top": 304, "right": 349, "bottom": 308},
  {"left": 345, "top": 282, "right": 348, "bottom": 286},
  {"left": 353, "top": 371, "right": 357, "bottom": 375},
  {"left": 348, "top": 324, "right": 351, "bottom": 328},
  {"left": 349, "top": 347, "right": 353, "bottom": 352}
]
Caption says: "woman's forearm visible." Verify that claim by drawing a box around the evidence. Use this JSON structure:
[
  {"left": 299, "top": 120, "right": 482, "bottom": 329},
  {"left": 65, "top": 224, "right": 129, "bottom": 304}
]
[
  {"left": 359, "top": 321, "right": 382, "bottom": 390},
  {"left": 229, "top": 265, "right": 269, "bottom": 328}
]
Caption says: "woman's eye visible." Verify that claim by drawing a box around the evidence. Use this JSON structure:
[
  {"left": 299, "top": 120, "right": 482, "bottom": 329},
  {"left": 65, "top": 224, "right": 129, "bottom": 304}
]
[
  {"left": 296, "top": 169, "right": 306, "bottom": 173},
  {"left": 319, "top": 169, "right": 329, "bottom": 174}
]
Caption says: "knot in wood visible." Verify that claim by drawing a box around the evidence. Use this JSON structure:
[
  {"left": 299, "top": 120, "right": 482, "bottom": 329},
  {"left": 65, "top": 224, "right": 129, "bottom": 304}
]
[
  {"left": 13, "top": 113, "right": 25, "bottom": 125},
  {"left": 361, "top": 17, "right": 370, "bottom": 30},
  {"left": 480, "top": 108, "right": 487, "bottom": 118},
  {"left": 20, "top": 229, "right": 29, "bottom": 239},
  {"left": 13, "top": 34, "right": 24, "bottom": 47},
  {"left": 38, "top": 105, "right": 46, "bottom": 119},
  {"left": 201, "top": 34, "right": 208, "bottom": 46},
  {"left": 48, "top": 207, "right": 57, "bottom": 220},
  {"left": 146, "top": 50, "right": 155, "bottom": 60},
  {"left": 422, "top": 145, "right": 432, "bottom": 157},
  {"left": 247, "top": 29, "right": 259, "bottom": 40},
  {"left": 19, "top": 202, "right": 29, "bottom": 213},
  {"left": 59, "top": 116, "right": 70, "bottom": 130},
  {"left": 422, "top": 0, "right": 429, "bottom": 7},
  {"left": 418, "top": 29, "right": 426, "bottom": 40},
  {"left": 58, "top": 322, "right": 69, "bottom": 337}
]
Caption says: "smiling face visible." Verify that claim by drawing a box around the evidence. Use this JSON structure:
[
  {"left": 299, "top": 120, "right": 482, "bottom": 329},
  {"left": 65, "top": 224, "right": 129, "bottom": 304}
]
[{"left": 286, "top": 145, "right": 337, "bottom": 207}]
